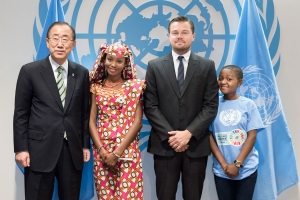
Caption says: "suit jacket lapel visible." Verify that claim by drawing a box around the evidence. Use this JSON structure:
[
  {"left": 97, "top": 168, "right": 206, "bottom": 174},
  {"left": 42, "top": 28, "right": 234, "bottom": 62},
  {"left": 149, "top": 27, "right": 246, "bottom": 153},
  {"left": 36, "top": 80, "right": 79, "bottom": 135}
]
[
  {"left": 64, "top": 62, "right": 76, "bottom": 111},
  {"left": 163, "top": 54, "right": 181, "bottom": 98},
  {"left": 40, "top": 58, "right": 64, "bottom": 110},
  {"left": 180, "top": 53, "right": 197, "bottom": 96}
]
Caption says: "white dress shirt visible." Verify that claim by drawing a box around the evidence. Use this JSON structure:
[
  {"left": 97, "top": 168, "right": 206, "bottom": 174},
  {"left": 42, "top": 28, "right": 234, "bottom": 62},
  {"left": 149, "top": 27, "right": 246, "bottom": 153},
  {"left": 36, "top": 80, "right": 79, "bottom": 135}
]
[{"left": 172, "top": 50, "right": 191, "bottom": 80}]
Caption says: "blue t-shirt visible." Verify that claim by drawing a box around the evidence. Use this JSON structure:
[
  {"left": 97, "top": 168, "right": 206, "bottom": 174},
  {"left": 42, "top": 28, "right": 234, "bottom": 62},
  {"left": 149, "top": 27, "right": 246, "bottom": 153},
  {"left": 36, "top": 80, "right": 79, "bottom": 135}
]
[{"left": 210, "top": 96, "right": 264, "bottom": 180}]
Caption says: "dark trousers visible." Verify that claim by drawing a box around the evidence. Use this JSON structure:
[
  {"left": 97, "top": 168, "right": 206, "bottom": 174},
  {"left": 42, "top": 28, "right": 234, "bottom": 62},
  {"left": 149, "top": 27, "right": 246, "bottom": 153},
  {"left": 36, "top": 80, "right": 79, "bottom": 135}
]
[
  {"left": 154, "top": 153, "right": 208, "bottom": 200},
  {"left": 24, "top": 140, "right": 82, "bottom": 200},
  {"left": 214, "top": 170, "right": 258, "bottom": 200}
]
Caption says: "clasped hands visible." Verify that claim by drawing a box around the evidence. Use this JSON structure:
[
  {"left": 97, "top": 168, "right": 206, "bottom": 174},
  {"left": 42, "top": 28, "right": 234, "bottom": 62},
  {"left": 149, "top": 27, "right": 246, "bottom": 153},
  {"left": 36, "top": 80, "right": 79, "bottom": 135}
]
[
  {"left": 222, "top": 163, "right": 239, "bottom": 178},
  {"left": 168, "top": 130, "right": 192, "bottom": 152},
  {"left": 98, "top": 148, "right": 119, "bottom": 173}
]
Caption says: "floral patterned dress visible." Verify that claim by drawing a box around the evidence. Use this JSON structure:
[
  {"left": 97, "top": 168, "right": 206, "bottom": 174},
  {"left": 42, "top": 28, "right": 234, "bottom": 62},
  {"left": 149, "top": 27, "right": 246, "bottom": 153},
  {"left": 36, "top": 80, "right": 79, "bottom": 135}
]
[{"left": 90, "top": 79, "right": 145, "bottom": 200}]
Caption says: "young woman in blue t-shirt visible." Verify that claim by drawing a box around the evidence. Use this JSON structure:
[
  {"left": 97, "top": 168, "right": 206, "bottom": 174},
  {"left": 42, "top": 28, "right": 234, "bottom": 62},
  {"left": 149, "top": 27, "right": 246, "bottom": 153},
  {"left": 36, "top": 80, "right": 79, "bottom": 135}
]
[{"left": 210, "top": 65, "right": 264, "bottom": 200}]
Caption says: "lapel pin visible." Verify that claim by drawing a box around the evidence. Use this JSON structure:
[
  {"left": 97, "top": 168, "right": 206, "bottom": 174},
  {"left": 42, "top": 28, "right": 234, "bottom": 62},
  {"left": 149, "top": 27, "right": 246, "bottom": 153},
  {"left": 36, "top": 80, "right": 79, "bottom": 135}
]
[{"left": 72, "top": 73, "right": 75, "bottom": 77}]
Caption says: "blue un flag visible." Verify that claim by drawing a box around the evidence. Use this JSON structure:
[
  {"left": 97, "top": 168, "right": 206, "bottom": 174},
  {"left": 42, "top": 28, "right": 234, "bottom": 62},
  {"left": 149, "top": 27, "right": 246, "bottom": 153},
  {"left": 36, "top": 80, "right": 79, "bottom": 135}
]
[
  {"left": 232, "top": 0, "right": 298, "bottom": 199},
  {"left": 33, "top": 0, "right": 94, "bottom": 199},
  {"left": 35, "top": 0, "right": 73, "bottom": 60}
]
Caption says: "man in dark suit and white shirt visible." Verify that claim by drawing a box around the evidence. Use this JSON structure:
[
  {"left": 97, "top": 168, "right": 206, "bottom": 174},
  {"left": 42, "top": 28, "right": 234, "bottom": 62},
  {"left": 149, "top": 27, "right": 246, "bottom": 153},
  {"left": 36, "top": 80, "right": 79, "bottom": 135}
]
[
  {"left": 14, "top": 22, "right": 90, "bottom": 200},
  {"left": 144, "top": 16, "right": 219, "bottom": 200}
]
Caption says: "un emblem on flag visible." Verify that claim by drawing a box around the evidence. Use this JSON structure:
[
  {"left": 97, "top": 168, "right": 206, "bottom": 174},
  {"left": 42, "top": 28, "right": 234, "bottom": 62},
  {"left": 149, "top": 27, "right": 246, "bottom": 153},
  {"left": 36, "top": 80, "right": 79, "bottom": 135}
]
[{"left": 239, "top": 65, "right": 281, "bottom": 125}]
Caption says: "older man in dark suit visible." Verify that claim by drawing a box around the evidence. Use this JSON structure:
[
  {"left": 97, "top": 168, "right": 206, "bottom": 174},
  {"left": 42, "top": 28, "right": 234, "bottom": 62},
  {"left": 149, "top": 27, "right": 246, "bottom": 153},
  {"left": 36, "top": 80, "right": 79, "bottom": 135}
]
[
  {"left": 144, "top": 16, "right": 219, "bottom": 200},
  {"left": 14, "top": 22, "right": 90, "bottom": 200}
]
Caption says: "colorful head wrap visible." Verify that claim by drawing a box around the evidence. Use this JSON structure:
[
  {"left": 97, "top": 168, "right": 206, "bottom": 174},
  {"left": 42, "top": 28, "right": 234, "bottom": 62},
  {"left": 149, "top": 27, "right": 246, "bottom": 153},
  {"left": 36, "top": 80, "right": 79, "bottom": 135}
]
[{"left": 89, "top": 42, "right": 136, "bottom": 84}]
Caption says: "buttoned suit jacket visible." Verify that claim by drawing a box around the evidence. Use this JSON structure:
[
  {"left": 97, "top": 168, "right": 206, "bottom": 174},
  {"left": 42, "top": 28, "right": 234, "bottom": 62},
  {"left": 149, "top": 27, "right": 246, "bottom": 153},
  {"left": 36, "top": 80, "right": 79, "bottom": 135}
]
[
  {"left": 13, "top": 57, "right": 90, "bottom": 172},
  {"left": 144, "top": 53, "right": 219, "bottom": 157}
]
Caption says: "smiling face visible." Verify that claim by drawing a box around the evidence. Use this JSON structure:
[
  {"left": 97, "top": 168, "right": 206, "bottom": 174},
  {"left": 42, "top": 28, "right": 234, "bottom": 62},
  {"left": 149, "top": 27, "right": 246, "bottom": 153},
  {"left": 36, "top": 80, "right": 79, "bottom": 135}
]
[
  {"left": 46, "top": 24, "right": 75, "bottom": 65},
  {"left": 218, "top": 68, "right": 243, "bottom": 100},
  {"left": 168, "top": 21, "right": 195, "bottom": 55},
  {"left": 104, "top": 53, "right": 126, "bottom": 80}
]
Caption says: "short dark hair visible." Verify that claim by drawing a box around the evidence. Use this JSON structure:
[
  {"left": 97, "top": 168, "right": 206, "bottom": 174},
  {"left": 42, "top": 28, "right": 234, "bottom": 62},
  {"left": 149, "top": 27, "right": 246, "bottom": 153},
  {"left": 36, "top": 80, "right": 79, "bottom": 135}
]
[
  {"left": 220, "top": 65, "right": 243, "bottom": 80},
  {"left": 46, "top": 21, "right": 76, "bottom": 40},
  {"left": 168, "top": 16, "right": 195, "bottom": 33}
]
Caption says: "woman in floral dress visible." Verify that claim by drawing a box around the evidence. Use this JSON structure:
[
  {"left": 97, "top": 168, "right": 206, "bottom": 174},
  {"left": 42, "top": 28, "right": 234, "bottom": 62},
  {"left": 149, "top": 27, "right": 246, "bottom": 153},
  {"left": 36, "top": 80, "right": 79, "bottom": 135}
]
[{"left": 89, "top": 42, "right": 145, "bottom": 199}]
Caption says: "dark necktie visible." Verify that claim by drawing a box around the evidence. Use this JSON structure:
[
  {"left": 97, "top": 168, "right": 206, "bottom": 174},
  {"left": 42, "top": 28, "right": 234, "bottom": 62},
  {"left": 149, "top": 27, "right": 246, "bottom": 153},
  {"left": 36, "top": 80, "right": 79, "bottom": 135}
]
[
  {"left": 177, "top": 56, "right": 184, "bottom": 92},
  {"left": 56, "top": 66, "right": 66, "bottom": 106}
]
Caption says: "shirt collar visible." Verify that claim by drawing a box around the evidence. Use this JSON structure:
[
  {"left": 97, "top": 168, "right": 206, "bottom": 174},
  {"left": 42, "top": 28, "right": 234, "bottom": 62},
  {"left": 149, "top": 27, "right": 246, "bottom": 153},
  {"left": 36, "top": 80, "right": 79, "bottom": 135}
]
[
  {"left": 172, "top": 50, "right": 191, "bottom": 62},
  {"left": 49, "top": 56, "right": 68, "bottom": 73}
]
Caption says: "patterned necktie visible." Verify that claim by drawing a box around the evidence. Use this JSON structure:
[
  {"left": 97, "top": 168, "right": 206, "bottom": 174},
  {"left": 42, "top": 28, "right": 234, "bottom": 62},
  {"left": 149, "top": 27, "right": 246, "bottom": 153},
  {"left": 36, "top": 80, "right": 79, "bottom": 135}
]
[
  {"left": 56, "top": 66, "right": 66, "bottom": 106},
  {"left": 177, "top": 56, "right": 184, "bottom": 92}
]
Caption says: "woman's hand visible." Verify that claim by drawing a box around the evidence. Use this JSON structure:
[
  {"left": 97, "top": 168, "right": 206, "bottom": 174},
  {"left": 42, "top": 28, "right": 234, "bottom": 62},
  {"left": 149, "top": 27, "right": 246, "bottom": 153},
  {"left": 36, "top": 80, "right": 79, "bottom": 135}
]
[
  {"left": 104, "top": 152, "right": 118, "bottom": 167},
  {"left": 98, "top": 148, "right": 109, "bottom": 163}
]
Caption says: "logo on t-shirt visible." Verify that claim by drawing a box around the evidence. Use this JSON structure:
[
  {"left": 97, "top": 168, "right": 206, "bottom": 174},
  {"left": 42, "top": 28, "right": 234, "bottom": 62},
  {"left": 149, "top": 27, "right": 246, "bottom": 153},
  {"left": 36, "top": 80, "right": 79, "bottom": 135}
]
[
  {"left": 220, "top": 109, "right": 242, "bottom": 126},
  {"left": 215, "top": 129, "right": 247, "bottom": 146}
]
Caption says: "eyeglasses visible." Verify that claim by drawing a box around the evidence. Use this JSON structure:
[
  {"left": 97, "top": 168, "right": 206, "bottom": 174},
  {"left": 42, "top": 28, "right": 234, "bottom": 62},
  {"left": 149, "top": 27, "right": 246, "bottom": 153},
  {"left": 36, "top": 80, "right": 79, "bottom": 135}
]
[{"left": 48, "top": 37, "right": 73, "bottom": 45}]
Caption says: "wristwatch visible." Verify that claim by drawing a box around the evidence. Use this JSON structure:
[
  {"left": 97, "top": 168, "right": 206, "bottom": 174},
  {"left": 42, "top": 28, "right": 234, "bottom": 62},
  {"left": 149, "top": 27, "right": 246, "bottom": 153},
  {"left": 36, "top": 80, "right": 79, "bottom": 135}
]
[{"left": 234, "top": 160, "right": 244, "bottom": 168}]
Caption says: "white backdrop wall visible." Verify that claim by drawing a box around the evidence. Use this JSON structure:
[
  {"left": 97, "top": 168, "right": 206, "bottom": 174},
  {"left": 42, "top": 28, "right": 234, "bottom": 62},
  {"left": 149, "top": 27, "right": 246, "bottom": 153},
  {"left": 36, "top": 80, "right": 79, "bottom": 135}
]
[{"left": 0, "top": 0, "right": 299, "bottom": 199}]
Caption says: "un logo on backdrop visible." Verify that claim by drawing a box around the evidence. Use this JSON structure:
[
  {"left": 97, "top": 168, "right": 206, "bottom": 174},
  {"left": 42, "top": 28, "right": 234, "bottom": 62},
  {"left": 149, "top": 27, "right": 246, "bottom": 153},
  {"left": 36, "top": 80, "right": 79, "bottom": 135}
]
[
  {"left": 33, "top": 0, "right": 280, "bottom": 150},
  {"left": 107, "top": 1, "right": 232, "bottom": 71},
  {"left": 34, "top": 1, "right": 242, "bottom": 71}
]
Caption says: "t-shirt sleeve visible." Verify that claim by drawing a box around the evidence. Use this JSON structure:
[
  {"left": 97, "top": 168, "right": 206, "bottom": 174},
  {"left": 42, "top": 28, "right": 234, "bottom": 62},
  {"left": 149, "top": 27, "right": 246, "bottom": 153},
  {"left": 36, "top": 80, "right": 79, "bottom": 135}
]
[{"left": 247, "top": 101, "right": 265, "bottom": 132}]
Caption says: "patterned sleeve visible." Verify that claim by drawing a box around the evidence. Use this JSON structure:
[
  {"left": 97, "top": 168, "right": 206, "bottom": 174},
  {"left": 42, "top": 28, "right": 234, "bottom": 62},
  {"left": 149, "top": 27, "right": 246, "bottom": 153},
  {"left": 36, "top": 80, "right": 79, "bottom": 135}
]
[
  {"left": 140, "top": 79, "right": 146, "bottom": 91},
  {"left": 125, "top": 79, "right": 146, "bottom": 102},
  {"left": 90, "top": 83, "right": 99, "bottom": 95},
  {"left": 136, "top": 79, "right": 146, "bottom": 100}
]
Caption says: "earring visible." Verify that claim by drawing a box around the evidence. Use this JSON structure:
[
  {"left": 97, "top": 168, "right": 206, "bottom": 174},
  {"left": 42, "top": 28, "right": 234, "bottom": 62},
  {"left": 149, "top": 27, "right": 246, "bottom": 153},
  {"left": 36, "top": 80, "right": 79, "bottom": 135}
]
[{"left": 122, "top": 69, "right": 126, "bottom": 79}]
